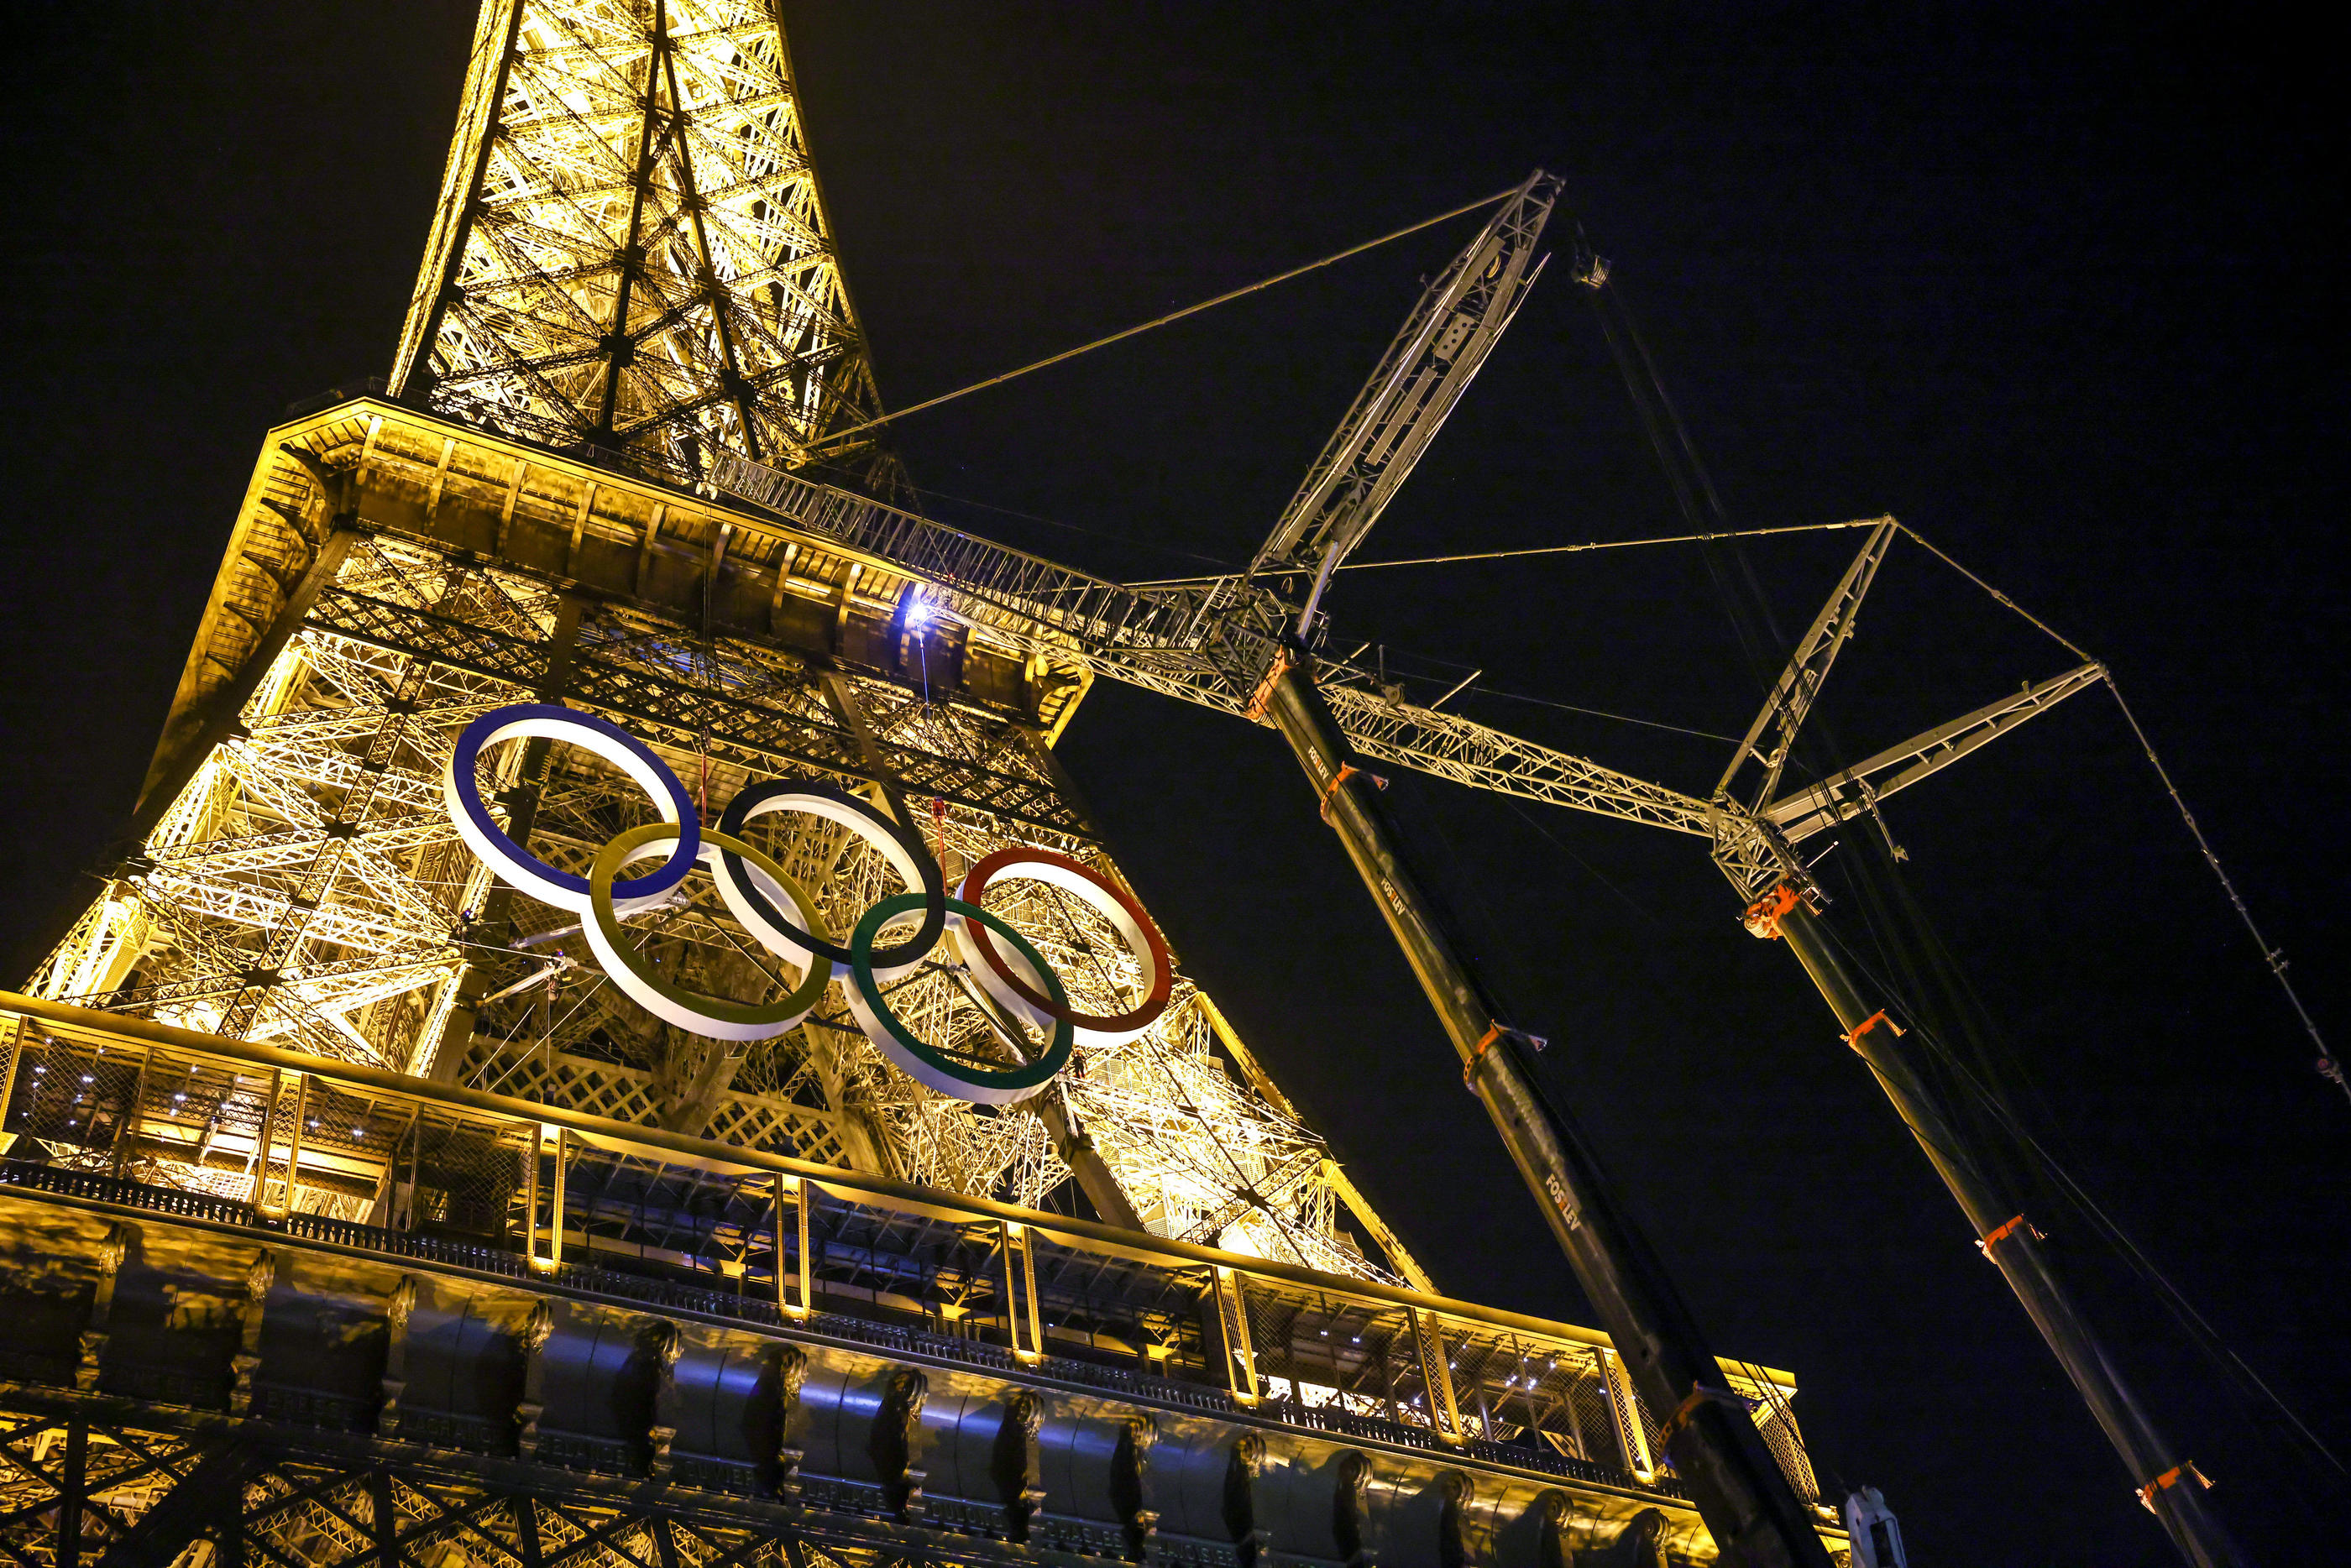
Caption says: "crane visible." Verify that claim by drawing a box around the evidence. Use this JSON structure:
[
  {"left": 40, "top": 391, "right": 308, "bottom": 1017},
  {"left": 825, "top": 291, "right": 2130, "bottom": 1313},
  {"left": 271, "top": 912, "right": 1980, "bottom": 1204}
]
[{"left": 714, "top": 171, "right": 2241, "bottom": 1566}]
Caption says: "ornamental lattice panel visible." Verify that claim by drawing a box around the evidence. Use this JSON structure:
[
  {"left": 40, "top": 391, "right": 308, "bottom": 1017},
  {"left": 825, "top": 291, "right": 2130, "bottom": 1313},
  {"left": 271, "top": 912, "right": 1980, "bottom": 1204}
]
[{"left": 391, "top": 0, "right": 901, "bottom": 495}]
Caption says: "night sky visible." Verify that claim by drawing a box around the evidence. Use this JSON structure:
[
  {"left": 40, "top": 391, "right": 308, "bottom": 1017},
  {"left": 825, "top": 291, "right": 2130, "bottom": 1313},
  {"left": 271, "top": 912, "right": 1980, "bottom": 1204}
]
[{"left": 3, "top": 4, "right": 2343, "bottom": 1563}]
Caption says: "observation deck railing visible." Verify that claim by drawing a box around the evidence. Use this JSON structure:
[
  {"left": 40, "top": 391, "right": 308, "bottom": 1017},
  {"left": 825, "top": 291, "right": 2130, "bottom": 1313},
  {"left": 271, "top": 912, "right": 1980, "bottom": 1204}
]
[{"left": 0, "top": 992, "right": 1820, "bottom": 1507}]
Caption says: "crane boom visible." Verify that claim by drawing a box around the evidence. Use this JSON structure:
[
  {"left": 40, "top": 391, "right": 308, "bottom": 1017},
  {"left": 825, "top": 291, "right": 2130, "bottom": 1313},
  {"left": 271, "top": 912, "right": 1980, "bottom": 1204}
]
[
  {"left": 1715, "top": 518, "right": 1898, "bottom": 810},
  {"left": 1762, "top": 661, "right": 2108, "bottom": 843},
  {"left": 1249, "top": 172, "right": 1560, "bottom": 593}
]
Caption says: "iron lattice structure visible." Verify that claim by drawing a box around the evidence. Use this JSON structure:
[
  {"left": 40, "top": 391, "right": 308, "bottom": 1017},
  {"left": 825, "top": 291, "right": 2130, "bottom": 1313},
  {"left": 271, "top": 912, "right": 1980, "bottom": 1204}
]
[
  {"left": 27, "top": 399, "right": 1415, "bottom": 1288},
  {"left": 391, "top": 0, "right": 899, "bottom": 494},
  {"left": 1, "top": 2, "right": 1876, "bottom": 1559}
]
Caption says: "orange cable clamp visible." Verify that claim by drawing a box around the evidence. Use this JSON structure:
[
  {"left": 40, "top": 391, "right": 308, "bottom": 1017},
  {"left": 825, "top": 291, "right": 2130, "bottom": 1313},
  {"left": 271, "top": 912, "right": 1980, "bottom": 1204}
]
[
  {"left": 1463, "top": 1023, "right": 1505, "bottom": 1087},
  {"left": 2136, "top": 1461, "right": 2212, "bottom": 1513},
  {"left": 1843, "top": 1009, "right": 1903, "bottom": 1051},
  {"left": 1741, "top": 883, "right": 1800, "bottom": 939},
  {"left": 1244, "top": 651, "right": 1293, "bottom": 724},
  {"left": 1657, "top": 1382, "right": 1743, "bottom": 1448},
  {"left": 1318, "top": 763, "right": 1385, "bottom": 823}
]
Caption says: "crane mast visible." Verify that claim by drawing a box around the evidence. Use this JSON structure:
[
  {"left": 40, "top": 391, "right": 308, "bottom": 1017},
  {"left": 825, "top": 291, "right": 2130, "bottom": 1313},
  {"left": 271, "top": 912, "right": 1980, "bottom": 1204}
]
[
  {"left": 1712, "top": 531, "right": 2244, "bottom": 1566},
  {"left": 1254, "top": 643, "right": 1836, "bottom": 1568}
]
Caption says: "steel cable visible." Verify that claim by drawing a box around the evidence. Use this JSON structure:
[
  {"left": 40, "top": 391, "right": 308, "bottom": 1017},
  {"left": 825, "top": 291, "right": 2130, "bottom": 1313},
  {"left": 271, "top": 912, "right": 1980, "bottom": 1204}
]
[{"left": 805, "top": 185, "right": 1523, "bottom": 452}]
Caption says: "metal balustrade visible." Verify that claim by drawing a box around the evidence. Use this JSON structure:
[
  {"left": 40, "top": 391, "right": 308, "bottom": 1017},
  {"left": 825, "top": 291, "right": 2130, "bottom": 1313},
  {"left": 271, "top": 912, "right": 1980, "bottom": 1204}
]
[{"left": 0, "top": 991, "right": 1814, "bottom": 1508}]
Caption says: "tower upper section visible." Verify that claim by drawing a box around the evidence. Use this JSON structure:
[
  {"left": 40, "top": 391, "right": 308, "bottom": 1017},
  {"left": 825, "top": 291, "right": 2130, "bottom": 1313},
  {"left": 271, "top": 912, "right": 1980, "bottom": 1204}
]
[{"left": 390, "top": 0, "right": 896, "bottom": 492}]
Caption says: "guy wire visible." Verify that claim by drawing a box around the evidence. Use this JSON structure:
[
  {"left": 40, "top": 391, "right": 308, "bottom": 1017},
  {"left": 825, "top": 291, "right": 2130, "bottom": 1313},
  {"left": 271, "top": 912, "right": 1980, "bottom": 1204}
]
[{"left": 805, "top": 184, "right": 1523, "bottom": 452}]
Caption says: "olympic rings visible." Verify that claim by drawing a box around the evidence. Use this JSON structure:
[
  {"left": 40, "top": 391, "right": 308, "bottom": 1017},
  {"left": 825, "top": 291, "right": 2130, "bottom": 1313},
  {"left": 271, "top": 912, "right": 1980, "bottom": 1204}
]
[
  {"left": 846, "top": 893, "right": 1074, "bottom": 1104},
  {"left": 444, "top": 704, "right": 699, "bottom": 914},
  {"left": 585, "top": 823, "right": 832, "bottom": 1041},
  {"left": 954, "top": 848, "right": 1173, "bottom": 1046},
  {"left": 715, "top": 780, "right": 945, "bottom": 980},
  {"left": 444, "top": 702, "right": 1171, "bottom": 1103}
]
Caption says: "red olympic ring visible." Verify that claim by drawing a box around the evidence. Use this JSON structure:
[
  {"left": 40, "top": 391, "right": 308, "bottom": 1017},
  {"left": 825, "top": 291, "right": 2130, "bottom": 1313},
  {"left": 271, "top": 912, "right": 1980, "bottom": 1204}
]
[{"left": 955, "top": 848, "right": 1173, "bottom": 1046}]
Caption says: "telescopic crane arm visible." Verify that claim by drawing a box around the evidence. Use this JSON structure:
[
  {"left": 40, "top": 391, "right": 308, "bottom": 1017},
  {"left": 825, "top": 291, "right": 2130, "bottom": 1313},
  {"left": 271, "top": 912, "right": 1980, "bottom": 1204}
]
[
  {"left": 1719, "top": 530, "right": 2244, "bottom": 1568},
  {"left": 718, "top": 170, "right": 2233, "bottom": 1563}
]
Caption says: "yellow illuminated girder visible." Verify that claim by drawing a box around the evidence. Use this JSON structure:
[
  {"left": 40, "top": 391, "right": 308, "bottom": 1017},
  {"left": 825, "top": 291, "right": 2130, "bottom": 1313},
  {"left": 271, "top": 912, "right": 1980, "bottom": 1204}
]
[
  {"left": 28, "top": 398, "right": 1426, "bottom": 1284},
  {"left": 391, "top": 0, "right": 896, "bottom": 491}
]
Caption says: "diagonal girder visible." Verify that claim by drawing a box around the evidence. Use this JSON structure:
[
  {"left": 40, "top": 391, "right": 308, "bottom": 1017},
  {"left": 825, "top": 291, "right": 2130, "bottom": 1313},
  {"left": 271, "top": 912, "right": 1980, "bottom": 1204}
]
[
  {"left": 1715, "top": 517, "right": 1897, "bottom": 811},
  {"left": 391, "top": 0, "right": 899, "bottom": 493},
  {"left": 1249, "top": 172, "right": 1560, "bottom": 586},
  {"left": 1763, "top": 661, "right": 2108, "bottom": 844},
  {"left": 712, "top": 448, "right": 1720, "bottom": 840}
]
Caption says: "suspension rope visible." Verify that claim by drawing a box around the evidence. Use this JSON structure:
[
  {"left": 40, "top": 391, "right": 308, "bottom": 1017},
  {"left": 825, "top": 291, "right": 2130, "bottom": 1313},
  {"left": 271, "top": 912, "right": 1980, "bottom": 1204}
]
[
  {"left": 1563, "top": 253, "right": 2348, "bottom": 1494},
  {"left": 914, "top": 483, "right": 1239, "bottom": 572},
  {"left": 1585, "top": 261, "right": 2334, "bottom": 1104},
  {"left": 1335, "top": 519, "right": 1882, "bottom": 572},
  {"left": 805, "top": 184, "right": 1521, "bottom": 452},
  {"left": 1862, "top": 523, "right": 2340, "bottom": 1100},
  {"left": 1338, "top": 643, "right": 1740, "bottom": 743},
  {"left": 2101, "top": 674, "right": 2347, "bottom": 1103},
  {"left": 1404, "top": 665, "right": 1738, "bottom": 743},
  {"left": 1890, "top": 523, "right": 2095, "bottom": 662}
]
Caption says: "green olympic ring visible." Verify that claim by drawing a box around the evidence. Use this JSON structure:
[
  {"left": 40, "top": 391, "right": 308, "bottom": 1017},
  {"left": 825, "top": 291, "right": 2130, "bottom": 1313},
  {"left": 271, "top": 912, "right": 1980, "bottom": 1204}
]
[
  {"left": 449, "top": 703, "right": 1105, "bottom": 1104},
  {"left": 843, "top": 892, "right": 1075, "bottom": 1105}
]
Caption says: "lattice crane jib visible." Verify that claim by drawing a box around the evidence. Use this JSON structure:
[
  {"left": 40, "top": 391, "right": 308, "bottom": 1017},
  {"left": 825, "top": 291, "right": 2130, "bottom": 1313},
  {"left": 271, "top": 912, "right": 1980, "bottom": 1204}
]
[
  {"left": 1249, "top": 173, "right": 1560, "bottom": 594},
  {"left": 391, "top": 0, "right": 898, "bottom": 495}
]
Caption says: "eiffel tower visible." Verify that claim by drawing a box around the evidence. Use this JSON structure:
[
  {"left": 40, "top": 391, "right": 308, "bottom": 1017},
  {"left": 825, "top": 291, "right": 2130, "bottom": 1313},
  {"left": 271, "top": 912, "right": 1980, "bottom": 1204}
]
[{"left": 0, "top": 5, "right": 1843, "bottom": 1566}]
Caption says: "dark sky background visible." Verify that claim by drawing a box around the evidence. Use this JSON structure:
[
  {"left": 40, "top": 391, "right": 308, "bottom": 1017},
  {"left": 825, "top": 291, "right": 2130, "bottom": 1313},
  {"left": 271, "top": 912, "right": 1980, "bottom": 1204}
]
[{"left": 2, "top": 3, "right": 2343, "bottom": 1563}]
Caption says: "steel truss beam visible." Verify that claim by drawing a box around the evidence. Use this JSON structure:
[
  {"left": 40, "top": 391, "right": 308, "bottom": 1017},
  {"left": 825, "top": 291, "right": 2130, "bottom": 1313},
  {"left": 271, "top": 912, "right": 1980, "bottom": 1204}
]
[
  {"left": 1250, "top": 174, "right": 1559, "bottom": 583},
  {"left": 0, "top": 1002, "right": 1833, "bottom": 1565},
  {"left": 1762, "top": 662, "right": 2108, "bottom": 845},
  {"left": 1715, "top": 519, "right": 1898, "bottom": 813}
]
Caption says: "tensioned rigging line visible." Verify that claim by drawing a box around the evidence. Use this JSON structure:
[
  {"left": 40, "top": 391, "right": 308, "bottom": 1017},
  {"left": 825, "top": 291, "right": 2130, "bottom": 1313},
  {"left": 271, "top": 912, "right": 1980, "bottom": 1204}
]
[
  {"left": 1120, "top": 519, "right": 1882, "bottom": 586},
  {"left": 1863, "top": 531, "right": 2343, "bottom": 1102},
  {"left": 1336, "top": 519, "right": 1886, "bottom": 571},
  {"left": 1585, "top": 267, "right": 1794, "bottom": 692},
  {"left": 1470, "top": 694, "right": 2344, "bottom": 1489},
  {"left": 1471, "top": 684, "right": 1738, "bottom": 745},
  {"left": 1558, "top": 253, "right": 2343, "bottom": 1502},
  {"left": 1327, "top": 515, "right": 2342, "bottom": 1097},
  {"left": 1359, "top": 645, "right": 1741, "bottom": 745},
  {"left": 911, "top": 483, "right": 1239, "bottom": 572},
  {"left": 2099, "top": 678, "right": 2345, "bottom": 1103},
  {"left": 1523, "top": 245, "right": 2332, "bottom": 1504},
  {"left": 802, "top": 183, "right": 1524, "bottom": 454},
  {"left": 1871, "top": 531, "right": 2338, "bottom": 1100},
  {"left": 1496, "top": 793, "right": 1665, "bottom": 930}
]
